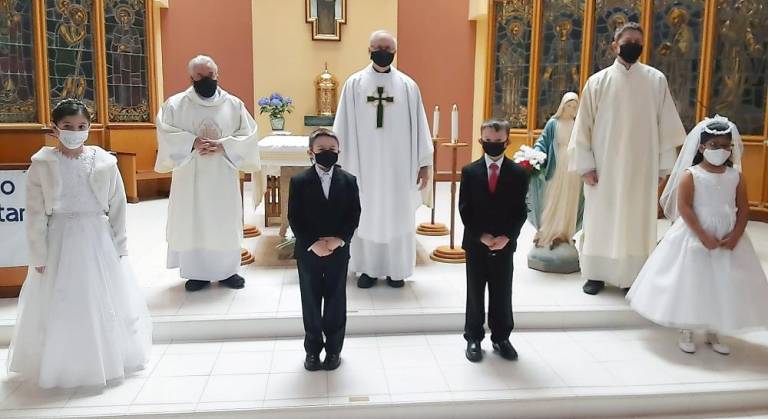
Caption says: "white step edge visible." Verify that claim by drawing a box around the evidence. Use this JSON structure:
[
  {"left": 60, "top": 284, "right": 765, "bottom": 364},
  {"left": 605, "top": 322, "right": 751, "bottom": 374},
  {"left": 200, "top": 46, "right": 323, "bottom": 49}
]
[
  {"left": 66, "top": 381, "right": 768, "bottom": 419},
  {"left": 0, "top": 306, "right": 649, "bottom": 344}
]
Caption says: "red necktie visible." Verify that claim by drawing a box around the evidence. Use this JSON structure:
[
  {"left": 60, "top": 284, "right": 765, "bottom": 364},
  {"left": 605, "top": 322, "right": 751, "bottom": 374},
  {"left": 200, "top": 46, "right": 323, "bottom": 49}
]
[{"left": 489, "top": 163, "right": 499, "bottom": 193}]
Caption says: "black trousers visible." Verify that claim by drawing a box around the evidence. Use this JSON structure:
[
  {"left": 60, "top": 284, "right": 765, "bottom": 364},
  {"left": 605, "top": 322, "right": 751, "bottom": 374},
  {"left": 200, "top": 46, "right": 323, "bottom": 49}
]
[
  {"left": 296, "top": 247, "right": 349, "bottom": 356},
  {"left": 463, "top": 247, "right": 515, "bottom": 343}
]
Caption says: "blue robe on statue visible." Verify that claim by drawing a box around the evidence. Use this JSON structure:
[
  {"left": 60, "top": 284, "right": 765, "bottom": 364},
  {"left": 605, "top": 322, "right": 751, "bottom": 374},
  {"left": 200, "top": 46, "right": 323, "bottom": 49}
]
[{"left": 527, "top": 118, "right": 584, "bottom": 231}]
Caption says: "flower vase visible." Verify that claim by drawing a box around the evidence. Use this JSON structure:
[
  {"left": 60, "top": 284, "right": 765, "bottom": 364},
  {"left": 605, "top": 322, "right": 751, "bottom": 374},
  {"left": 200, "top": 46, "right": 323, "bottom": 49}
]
[{"left": 270, "top": 116, "right": 285, "bottom": 131}]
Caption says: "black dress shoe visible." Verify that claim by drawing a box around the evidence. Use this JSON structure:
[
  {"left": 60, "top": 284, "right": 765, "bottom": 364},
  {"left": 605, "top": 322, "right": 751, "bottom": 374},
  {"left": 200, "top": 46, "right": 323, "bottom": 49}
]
[
  {"left": 185, "top": 279, "right": 210, "bottom": 292},
  {"left": 465, "top": 340, "right": 482, "bottom": 363},
  {"left": 386, "top": 277, "right": 405, "bottom": 288},
  {"left": 323, "top": 353, "right": 341, "bottom": 371},
  {"left": 304, "top": 353, "right": 323, "bottom": 371},
  {"left": 220, "top": 274, "right": 245, "bottom": 289},
  {"left": 357, "top": 274, "right": 377, "bottom": 289},
  {"left": 492, "top": 340, "right": 518, "bottom": 361},
  {"left": 582, "top": 279, "right": 605, "bottom": 295}
]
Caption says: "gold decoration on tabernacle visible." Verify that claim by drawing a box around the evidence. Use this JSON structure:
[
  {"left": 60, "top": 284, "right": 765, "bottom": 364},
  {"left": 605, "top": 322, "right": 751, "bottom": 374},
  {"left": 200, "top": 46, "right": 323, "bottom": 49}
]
[{"left": 315, "top": 63, "right": 338, "bottom": 116}]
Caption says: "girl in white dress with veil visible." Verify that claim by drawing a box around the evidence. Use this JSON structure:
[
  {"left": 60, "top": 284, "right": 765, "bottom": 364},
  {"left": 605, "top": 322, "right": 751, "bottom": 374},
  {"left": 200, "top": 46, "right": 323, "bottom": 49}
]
[
  {"left": 628, "top": 116, "right": 768, "bottom": 355},
  {"left": 7, "top": 99, "right": 152, "bottom": 388}
]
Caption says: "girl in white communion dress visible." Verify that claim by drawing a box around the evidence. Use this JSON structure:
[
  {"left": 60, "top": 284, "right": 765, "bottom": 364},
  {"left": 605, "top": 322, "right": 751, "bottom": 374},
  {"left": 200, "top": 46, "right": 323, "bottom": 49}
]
[
  {"left": 6, "top": 99, "right": 151, "bottom": 388},
  {"left": 628, "top": 116, "right": 768, "bottom": 355}
]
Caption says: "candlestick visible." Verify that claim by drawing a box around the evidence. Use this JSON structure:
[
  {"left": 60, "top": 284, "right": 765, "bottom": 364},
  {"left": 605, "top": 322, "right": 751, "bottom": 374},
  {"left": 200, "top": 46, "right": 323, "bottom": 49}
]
[
  {"left": 432, "top": 105, "right": 440, "bottom": 138},
  {"left": 417, "top": 137, "right": 449, "bottom": 237},
  {"left": 430, "top": 142, "right": 467, "bottom": 263},
  {"left": 450, "top": 104, "right": 459, "bottom": 144}
]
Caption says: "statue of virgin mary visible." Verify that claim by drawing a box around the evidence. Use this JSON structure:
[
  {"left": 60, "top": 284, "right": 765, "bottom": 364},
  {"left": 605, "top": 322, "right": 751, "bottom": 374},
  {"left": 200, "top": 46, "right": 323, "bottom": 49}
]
[{"left": 527, "top": 92, "right": 584, "bottom": 273}]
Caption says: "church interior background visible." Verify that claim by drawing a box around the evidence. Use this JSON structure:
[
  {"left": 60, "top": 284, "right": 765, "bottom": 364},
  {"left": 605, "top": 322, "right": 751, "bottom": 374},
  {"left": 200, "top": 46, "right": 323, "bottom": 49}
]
[{"left": 0, "top": 0, "right": 767, "bottom": 417}]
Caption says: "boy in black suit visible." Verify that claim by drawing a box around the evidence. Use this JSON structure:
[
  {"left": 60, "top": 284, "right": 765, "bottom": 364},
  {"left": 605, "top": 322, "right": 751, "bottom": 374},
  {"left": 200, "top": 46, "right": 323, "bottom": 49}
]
[
  {"left": 288, "top": 128, "right": 361, "bottom": 371},
  {"left": 459, "top": 119, "right": 529, "bottom": 363}
]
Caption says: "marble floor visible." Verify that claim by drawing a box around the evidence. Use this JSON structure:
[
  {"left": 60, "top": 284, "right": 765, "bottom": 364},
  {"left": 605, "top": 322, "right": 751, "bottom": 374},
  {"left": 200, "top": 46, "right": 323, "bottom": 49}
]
[{"left": 1, "top": 328, "right": 768, "bottom": 418}]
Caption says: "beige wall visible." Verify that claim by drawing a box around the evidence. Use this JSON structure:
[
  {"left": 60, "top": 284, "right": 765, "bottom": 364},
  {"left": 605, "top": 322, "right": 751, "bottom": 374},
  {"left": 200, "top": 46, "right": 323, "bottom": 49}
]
[
  {"left": 251, "top": 0, "right": 398, "bottom": 138},
  {"left": 470, "top": 0, "right": 489, "bottom": 161}
]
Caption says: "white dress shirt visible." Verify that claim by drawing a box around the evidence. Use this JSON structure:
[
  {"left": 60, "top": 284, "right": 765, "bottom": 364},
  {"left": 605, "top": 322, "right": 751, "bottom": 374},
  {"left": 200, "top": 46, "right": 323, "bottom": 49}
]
[
  {"left": 484, "top": 154, "right": 504, "bottom": 180},
  {"left": 316, "top": 165, "right": 334, "bottom": 199},
  {"left": 307, "top": 165, "right": 345, "bottom": 252}
]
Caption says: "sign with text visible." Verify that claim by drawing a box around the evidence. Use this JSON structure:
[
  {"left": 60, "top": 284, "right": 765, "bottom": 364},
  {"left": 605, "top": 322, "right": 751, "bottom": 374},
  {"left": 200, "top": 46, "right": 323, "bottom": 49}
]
[{"left": 0, "top": 170, "right": 28, "bottom": 267}]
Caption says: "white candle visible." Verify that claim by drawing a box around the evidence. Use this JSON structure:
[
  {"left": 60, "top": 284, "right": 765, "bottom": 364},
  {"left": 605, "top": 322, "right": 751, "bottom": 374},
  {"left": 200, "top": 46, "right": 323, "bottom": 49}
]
[
  {"left": 451, "top": 104, "right": 459, "bottom": 143},
  {"left": 432, "top": 105, "right": 440, "bottom": 138}
]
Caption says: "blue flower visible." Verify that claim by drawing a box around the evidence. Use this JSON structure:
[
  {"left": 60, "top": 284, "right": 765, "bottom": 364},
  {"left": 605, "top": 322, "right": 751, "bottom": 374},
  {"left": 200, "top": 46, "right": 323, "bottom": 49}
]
[
  {"left": 285, "top": 97, "right": 293, "bottom": 104},
  {"left": 258, "top": 98, "right": 269, "bottom": 107},
  {"left": 270, "top": 93, "right": 283, "bottom": 101},
  {"left": 270, "top": 98, "right": 282, "bottom": 107}
]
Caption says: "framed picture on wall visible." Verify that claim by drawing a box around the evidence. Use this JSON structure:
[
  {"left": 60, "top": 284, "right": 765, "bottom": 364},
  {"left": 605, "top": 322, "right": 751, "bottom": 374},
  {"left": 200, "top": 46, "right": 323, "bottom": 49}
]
[{"left": 305, "top": 0, "right": 346, "bottom": 41}]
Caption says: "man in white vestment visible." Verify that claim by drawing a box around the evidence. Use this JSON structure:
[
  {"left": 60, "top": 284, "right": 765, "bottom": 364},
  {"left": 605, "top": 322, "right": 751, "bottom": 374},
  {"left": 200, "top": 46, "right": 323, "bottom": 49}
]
[
  {"left": 333, "top": 30, "right": 433, "bottom": 289},
  {"left": 155, "top": 55, "right": 260, "bottom": 292},
  {"left": 569, "top": 23, "right": 686, "bottom": 295}
]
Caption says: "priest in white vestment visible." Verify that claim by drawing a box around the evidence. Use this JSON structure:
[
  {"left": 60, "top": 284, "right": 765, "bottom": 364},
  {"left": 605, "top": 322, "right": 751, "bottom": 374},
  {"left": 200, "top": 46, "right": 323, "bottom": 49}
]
[
  {"left": 155, "top": 55, "right": 260, "bottom": 292},
  {"left": 333, "top": 31, "right": 433, "bottom": 289},
  {"left": 569, "top": 23, "right": 686, "bottom": 295}
]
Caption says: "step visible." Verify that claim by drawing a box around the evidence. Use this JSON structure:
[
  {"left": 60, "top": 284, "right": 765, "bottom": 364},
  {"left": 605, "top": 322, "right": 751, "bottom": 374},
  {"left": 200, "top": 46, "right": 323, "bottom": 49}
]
[
  {"left": 0, "top": 305, "right": 649, "bottom": 344},
  {"left": 2, "top": 328, "right": 768, "bottom": 418}
]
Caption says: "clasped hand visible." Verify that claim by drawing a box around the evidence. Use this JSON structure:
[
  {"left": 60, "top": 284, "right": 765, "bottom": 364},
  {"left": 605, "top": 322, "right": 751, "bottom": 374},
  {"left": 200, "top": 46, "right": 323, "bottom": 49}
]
[
  {"left": 310, "top": 237, "right": 344, "bottom": 257},
  {"left": 700, "top": 231, "right": 741, "bottom": 251},
  {"left": 481, "top": 234, "right": 510, "bottom": 251},
  {"left": 194, "top": 137, "right": 223, "bottom": 156}
]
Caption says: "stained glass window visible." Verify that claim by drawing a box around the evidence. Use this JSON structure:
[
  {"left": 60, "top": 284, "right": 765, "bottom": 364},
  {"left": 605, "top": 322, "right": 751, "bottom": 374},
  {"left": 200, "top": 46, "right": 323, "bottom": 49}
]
[
  {"left": 46, "top": 0, "right": 97, "bottom": 120},
  {"left": 650, "top": 0, "right": 704, "bottom": 130},
  {"left": 536, "top": 0, "right": 585, "bottom": 128},
  {"left": 709, "top": 0, "right": 767, "bottom": 135},
  {"left": 591, "top": 0, "right": 642, "bottom": 73},
  {"left": 0, "top": 0, "right": 37, "bottom": 123},
  {"left": 105, "top": 0, "right": 149, "bottom": 122},
  {"left": 491, "top": 0, "right": 534, "bottom": 129}
]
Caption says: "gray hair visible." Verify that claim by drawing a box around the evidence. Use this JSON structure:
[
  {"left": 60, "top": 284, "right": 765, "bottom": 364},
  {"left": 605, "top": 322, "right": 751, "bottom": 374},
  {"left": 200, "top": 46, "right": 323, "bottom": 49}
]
[
  {"left": 369, "top": 30, "right": 397, "bottom": 50},
  {"left": 187, "top": 55, "right": 218, "bottom": 76},
  {"left": 613, "top": 22, "right": 643, "bottom": 41},
  {"left": 480, "top": 119, "right": 511, "bottom": 136}
]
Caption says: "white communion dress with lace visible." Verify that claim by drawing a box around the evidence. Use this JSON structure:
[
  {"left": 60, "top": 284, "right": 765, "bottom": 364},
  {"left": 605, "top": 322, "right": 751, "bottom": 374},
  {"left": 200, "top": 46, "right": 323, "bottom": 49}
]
[
  {"left": 628, "top": 165, "right": 768, "bottom": 333},
  {"left": 7, "top": 148, "right": 152, "bottom": 388}
]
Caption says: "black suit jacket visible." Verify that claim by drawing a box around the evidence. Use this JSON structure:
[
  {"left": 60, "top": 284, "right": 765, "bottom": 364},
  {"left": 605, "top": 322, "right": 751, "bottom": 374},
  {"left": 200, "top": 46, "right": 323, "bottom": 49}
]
[
  {"left": 459, "top": 156, "right": 529, "bottom": 253},
  {"left": 288, "top": 165, "right": 361, "bottom": 256}
]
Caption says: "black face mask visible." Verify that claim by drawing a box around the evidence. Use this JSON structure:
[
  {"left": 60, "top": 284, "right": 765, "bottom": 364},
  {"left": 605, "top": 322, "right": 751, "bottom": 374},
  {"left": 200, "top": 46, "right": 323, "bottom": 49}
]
[
  {"left": 314, "top": 150, "right": 338, "bottom": 168},
  {"left": 618, "top": 42, "right": 643, "bottom": 63},
  {"left": 371, "top": 50, "right": 395, "bottom": 68},
  {"left": 482, "top": 141, "right": 507, "bottom": 157},
  {"left": 193, "top": 77, "right": 218, "bottom": 98}
]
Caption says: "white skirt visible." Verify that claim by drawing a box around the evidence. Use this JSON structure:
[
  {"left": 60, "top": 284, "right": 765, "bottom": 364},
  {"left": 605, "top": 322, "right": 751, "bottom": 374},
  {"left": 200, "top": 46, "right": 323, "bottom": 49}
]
[
  {"left": 628, "top": 216, "right": 768, "bottom": 333},
  {"left": 7, "top": 213, "right": 152, "bottom": 388}
]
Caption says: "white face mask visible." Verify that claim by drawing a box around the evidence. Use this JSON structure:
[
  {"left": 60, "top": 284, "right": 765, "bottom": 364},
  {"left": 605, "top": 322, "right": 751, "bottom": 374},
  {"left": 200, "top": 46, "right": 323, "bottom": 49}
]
[
  {"left": 703, "top": 148, "right": 731, "bottom": 166},
  {"left": 57, "top": 129, "right": 89, "bottom": 150}
]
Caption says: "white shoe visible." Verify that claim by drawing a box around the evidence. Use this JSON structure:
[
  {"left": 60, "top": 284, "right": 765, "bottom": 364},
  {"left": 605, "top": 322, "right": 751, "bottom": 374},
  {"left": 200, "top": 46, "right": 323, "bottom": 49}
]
[
  {"left": 678, "top": 329, "right": 696, "bottom": 354},
  {"left": 706, "top": 333, "right": 730, "bottom": 355}
]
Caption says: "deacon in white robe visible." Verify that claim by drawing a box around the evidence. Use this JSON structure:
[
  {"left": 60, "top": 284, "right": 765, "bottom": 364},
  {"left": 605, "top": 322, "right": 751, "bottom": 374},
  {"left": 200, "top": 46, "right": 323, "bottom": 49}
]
[
  {"left": 569, "top": 23, "right": 686, "bottom": 294},
  {"left": 155, "top": 55, "right": 260, "bottom": 292},
  {"left": 333, "top": 31, "right": 433, "bottom": 288}
]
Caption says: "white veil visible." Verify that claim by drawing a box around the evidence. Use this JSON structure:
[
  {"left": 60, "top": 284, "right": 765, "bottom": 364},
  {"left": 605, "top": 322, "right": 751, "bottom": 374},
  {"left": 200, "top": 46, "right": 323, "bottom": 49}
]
[
  {"left": 660, "top": 115, "right": 743, "bottom": 221},
  {"left": 552, "top": 91, "right": 579, "bottom": 119}
]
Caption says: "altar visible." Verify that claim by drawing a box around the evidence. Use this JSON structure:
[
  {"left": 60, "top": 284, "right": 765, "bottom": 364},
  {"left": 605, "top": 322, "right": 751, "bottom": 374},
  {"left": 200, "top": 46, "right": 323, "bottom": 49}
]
[{"left": 256, "top": 134, "right": 311, "bottom": 237}]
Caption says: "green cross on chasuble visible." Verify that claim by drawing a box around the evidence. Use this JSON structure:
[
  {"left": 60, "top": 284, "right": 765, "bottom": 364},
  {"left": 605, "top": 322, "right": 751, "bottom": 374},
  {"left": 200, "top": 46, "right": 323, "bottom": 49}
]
[{"left": 367, "top": 86, "right": 394, "bottom": 128}]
